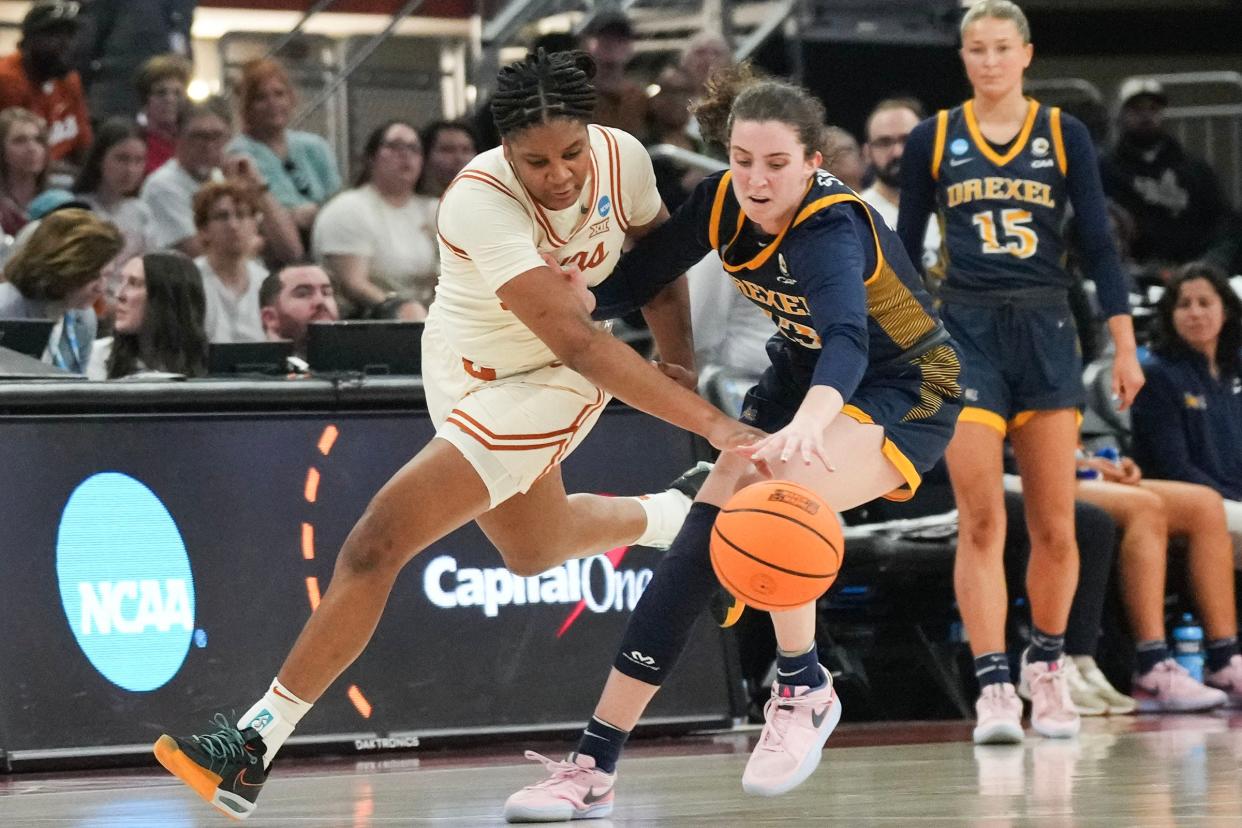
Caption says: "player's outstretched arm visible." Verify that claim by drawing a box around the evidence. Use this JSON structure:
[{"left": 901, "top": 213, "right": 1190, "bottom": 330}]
[{"left": 497, "top": 263, "right": 759, "bottom": 453}]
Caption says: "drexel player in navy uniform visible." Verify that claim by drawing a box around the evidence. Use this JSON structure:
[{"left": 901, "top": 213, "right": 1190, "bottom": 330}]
[
  {"left": 898, "top": 0, "right": 1144, "bottom": 745},
  {"left": 504, "top": 67, "right": 962, "bottom": 821}
]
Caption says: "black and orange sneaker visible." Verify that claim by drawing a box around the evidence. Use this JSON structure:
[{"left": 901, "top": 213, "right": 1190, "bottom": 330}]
[{"left": 154, "top": 713, "right": 268, "bottom": 820}]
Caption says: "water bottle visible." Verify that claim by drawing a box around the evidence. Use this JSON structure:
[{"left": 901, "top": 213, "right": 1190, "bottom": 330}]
[
  {"left": 1076, "top": 448, "right": 1100, "bottom": 480},
  {"left": 1094, "top": 446, "right": 1121, "bottom": 466},
  {"left": 1172, "top": 613, "right": 1205, "bottom": 681}
]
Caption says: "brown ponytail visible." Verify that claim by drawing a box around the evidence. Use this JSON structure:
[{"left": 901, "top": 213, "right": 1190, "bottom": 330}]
[{"left": 693, "top": 62, "right": 826, "bottom": 156}]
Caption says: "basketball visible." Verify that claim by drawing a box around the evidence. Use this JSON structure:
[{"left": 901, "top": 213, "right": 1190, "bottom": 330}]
[{"left": 709, "top": 480, "right": 843, "bottom": 612}]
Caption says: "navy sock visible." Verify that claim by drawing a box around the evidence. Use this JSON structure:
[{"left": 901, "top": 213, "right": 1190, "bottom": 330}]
[
  {"left": 1026, "top": 626, "right": 1065, "bottom": 664},
  {"left": 1135, "top": 639, "right": 1170, "bottom": 676},
  {"left": 776, "top": 643, "right": 824, "bottom": 690},
  {"left": 612, "top": 502, "right": 720, "bottom": 686},
  {"left": 974, "top": 652, "right": 1011, "bottom": 688},
  {"left": 1206, "top": 637, "right": 1239, "bottom": 673},
  {"left": 574, "top": 716, "right": 628, "bottom": 774}
]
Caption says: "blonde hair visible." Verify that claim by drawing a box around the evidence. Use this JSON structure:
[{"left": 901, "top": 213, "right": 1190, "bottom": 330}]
[
  {"left": 0, "top": 107, "right": 49, "bottom": 193},
  {"left": 961, "top": 0, "right": 1031, "bottom": 44},
  {"left": 3, "top": 209, "right": 123, "bottom": 302}
]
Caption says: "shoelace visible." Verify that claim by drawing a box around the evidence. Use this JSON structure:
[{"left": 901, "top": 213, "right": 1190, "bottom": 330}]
[
  {"left": 523, "top": 751, "right": 595, "bottom": 789},
  {"left": 755, "top": 691, "right": 819, "bottom": 753},
  {"left": 192, "top": 713, "right": 256, "bottom": 767},
  {"left": 1030, "top": 668, "right": 1072, "bottom": 715}
]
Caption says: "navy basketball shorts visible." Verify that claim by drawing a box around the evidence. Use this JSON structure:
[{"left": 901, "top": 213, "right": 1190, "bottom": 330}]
[
  {"left": 939, "top": 296, "right": 1084, "bottom": 436},
  {"left": 739, "top": 336, "right": 963, "bottom": 501}
]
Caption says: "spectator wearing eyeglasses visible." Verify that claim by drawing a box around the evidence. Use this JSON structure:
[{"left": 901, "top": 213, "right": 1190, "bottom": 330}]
[
  {"left": 859, "top": 98, "right": 941, "bottom": 274},
  {"left": 312, "top": 121, "right": 437, "bottom": 319},
  {"left": 228, "top": 59, "right": 341, "bottom": 236},
  {"left": 191, "top": 180, "right": 268, "bottom": 343},
  {"left": 140, "top": 95, "right": 303, "bottom": 264}
]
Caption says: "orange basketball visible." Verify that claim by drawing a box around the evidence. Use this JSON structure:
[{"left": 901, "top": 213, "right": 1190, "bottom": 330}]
[{"left": 709, "top": 480, "right": 843, "bottom": 612}]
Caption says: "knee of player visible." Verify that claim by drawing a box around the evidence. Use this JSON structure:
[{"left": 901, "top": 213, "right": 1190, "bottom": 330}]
[
  {"left": 1125, "top": 489, "right": 1168, "bottom": 531},
  {"left": 1188, "top": 485, "right": 1227, "bottom": 530},
  {"left": 339, "top": 510, "right": 409, "bottom": 577},
  {"left": 1026, "top": 521, "right": 1078, "bottom": 557},
  {"left": 957, "top": 511, "right": 1006, "bottom": 552},
  {"left": 497, "top": 545, "right": 563, "bottom": 578}
]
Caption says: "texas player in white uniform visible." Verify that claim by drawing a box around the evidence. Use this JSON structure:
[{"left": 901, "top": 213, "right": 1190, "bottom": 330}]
[
  {"left": 152, "top": 49, "right": 760, "bottom": 822},
  {"left": 429, "top": 121, "right": 667, "bottom": 508}
]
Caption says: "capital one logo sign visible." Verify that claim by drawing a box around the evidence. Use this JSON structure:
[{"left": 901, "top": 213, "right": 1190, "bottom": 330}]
[{"left": 56, "top": 473, "right": 195, "bottom": 692}]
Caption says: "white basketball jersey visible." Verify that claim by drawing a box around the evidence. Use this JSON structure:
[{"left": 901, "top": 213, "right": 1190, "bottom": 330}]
[{"left": 432, "top": 125, "right": 661, "bottom": 373}]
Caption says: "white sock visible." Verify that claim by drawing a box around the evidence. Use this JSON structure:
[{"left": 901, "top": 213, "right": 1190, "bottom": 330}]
[
  {"left": 630, "top": 488, "right": 693, "bottom": 548},
  {"left": 238, "top": 678, "right": 312, "bottom": 768}
]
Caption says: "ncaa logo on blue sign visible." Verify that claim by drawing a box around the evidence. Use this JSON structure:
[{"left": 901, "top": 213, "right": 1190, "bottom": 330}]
[
  {"left": 950, "top": 139, "right": 970, "bottom": 156},
  {"left": 56, "top": 473, "right": 196, "bottom": 692},
  {"left": 597, "top": 195, "right": 611, "bottom": 217}
]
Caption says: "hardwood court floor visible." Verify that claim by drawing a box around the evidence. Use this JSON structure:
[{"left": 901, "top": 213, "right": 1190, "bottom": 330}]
[{"left": 2, "top": 715, "right": 1241, "bottom": 826}]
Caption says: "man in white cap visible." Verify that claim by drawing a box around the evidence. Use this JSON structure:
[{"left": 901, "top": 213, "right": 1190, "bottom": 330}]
[{"left": 1101, "top": 78, "right": 1238, "bottom": 271}]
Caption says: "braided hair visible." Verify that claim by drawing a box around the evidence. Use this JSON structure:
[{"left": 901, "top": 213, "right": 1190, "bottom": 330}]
[{"left": 491, "top": 49, "right": 597, "bottom": 137}]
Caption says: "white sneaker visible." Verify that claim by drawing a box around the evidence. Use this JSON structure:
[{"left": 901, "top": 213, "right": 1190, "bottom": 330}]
[
  {"left": 1132, "top": 659, "right": 1228, "bottom": 713},
  {"left": 1205, "top": 654, "right": 1242, "bottom": 707},
  {"left": 1020, "top": 657, "right": 1107, "bottom": 716},
  {"left": 1020, "top": 654, "right": 1081, "bottom": 739},
  {"left": 1071, "top": 656, "right": 1137, "bottom": 715},
  {"left": 973, "top": 683, "right": 1024, "bottom": 745}
]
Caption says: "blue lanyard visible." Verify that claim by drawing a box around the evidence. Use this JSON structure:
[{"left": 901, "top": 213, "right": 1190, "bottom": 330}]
[{"left": 54, "top": 312, "right": 83, "bottom": 373}]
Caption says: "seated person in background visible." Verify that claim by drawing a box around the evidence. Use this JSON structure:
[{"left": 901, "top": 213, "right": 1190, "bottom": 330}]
[
  {"left": 416, "top": 120, "right": 478, "bottom": 200},
  {"left": 192, "top": 180, "right": 268, "bottom": 343},
  {"left": 1102, "top": 80, "right": 1239, "bottom": 274},
  {"left": 74, "top": 118, "right": 156, "bottom": 314},
  {"left": 312, "top": 120, "right": 437, "bottom": 319},
  {"left": 0, "top": 107, "right": 50, "bottom": 238},
  {"left": 135, "top": 54, "right": 191, "bottom": 178},
  {"left": 0, "top": 1, "right": 93, "bottom": 171},
  {"left": 141, "top": 96, "right": 303, "bottom": 264},
  {"left": 859, "top": 98, "right": 941, "bottom": 273},
  {"left": 821, "top": 125, "right": 864, "bottom": 192},
  {"left": 88, "top": 251, "right": 208, "bottom": 380},
  {"left": 1072, "top": 449, "right": 1240, "bottom": 708},
  {"left": 259, "top": 264, "right": 339, "bottom": 358},
  {"left": 0, "top": 208, "right": 122, "bottom": 372},
  {"left": 1132, "top": 262, "right": 1242, "bottom": 577},
  {"left": 228, "top": 59, "right": 341, "bottom": 236}
]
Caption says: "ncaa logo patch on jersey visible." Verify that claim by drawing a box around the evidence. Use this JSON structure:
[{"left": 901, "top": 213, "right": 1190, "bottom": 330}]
[
  {"left": 597, "top": 195, "right": 611, "bottom": 217},
  {"left": 1032, "top": 137, "right": 1050, "bottom": 157},
  {"left": 950, "top": 138, "right": 970, "bottom": 156}
]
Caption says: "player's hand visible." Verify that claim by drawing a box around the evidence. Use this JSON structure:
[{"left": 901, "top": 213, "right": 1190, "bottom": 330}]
[
  {"left": 654, "top": 360, "right": 697, "bottom": 391},
  {"left": 737, "top": 417, "right": 835, "bottom": 473},
  {"left": 1118, "top": 456, "right": 1142, "bottom": 485},
  {"left": 1111, "top": 351, "right": 1145, "bottom": 410},
  {"left": 541, "top": 253, "right": 595, "bottom": 314},
  {"left": 707, "top": 417, "right": 766, "bottom": 457},
  {"left": 224, "top": 154, "right": 265, "bottom": 189}
]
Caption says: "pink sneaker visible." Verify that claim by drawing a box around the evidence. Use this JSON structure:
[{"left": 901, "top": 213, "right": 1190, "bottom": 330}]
[
  {"left": 973, "top": 683, "right": 1024, "bottom": 744},
  {"left": 1020, "top": 656, "right": 1081, "bottom": 738},
  {"left": 504, "top": 751, "right": 615, "bottom": 823},
  {"left": 1133, "top": 659, "right": 1227, "bottom": 712},
  {"left": 1205, "top": 654, "right": 1242, "bottom": 706},
  {"left": 741, "top": 667, "right": 841, "bottom": 796}
]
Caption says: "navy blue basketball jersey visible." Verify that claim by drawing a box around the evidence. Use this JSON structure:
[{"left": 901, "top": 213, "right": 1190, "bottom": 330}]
[
  {"left": 706, "top": 168, "right": 943, "bottom": 369},
  {"left": 931, "top": 99, "right": 1071, "bottom": 293}
]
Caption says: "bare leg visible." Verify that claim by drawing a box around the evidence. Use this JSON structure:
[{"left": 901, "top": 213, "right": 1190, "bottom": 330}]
[
  {"left": 1074, "top": 480, "right": 1168, "bottom": 642},
  {"left": 276, "top": 439, "right": 491, "bottom": 701},
  {"left": 945, "top": 422, "right": 1009, "bottom": 656},
  {"left": 1009, "top": 410, "right": 1080, "bottom": 636},
  {"left": 1143, "top": 480, "right": 1238, "bottom": 640},
  {"left": 595, "top": 416, "right": 903, "bottom": 729},
  {"left": 476, "top": 470, "right": 647, "bottom": 576}
]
